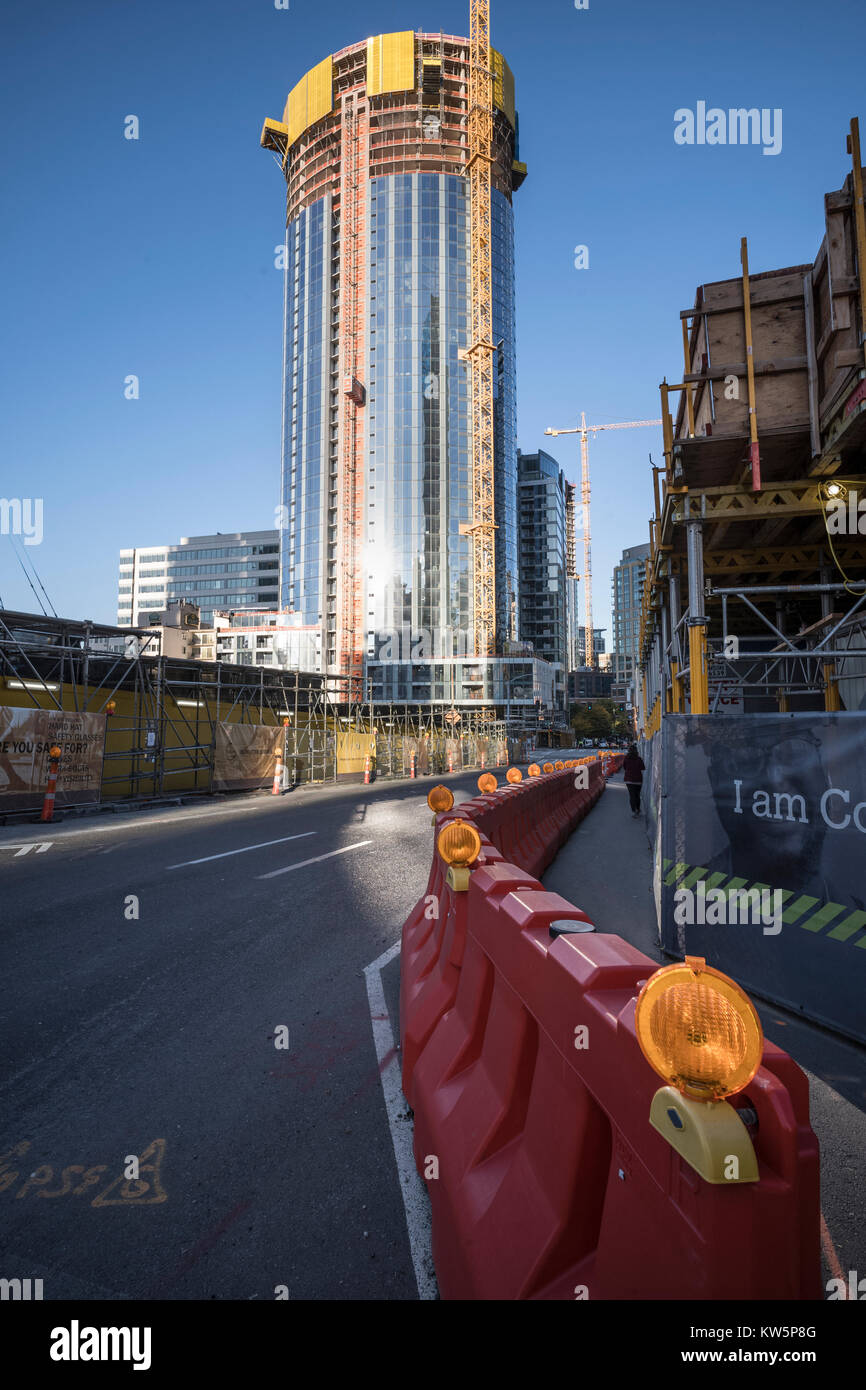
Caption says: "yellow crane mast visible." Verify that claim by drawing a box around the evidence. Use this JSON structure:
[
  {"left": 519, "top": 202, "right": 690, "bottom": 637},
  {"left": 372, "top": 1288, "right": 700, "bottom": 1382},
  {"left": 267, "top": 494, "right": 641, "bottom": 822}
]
[
  {"left": 461, "top": 0, "right": 497, "bottom": 657},
  {"left": 546, "top": 416, "right": 662, "bottom": 668}
]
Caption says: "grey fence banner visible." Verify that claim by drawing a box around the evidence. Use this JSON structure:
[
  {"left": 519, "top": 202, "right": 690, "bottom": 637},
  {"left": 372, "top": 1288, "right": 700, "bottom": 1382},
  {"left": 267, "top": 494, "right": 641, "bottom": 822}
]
[{"left": 660, "top": 713, "right": 866, "bottom": 1044}]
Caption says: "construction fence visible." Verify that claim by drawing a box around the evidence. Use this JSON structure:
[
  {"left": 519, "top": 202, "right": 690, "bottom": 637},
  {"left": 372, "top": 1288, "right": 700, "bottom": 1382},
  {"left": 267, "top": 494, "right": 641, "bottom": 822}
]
[
  {"left": 0, "top": 617, "right": 533, "bottom": 815},
  {"left": 642, "top": 711, "right": 866, "bottom": 1044}
]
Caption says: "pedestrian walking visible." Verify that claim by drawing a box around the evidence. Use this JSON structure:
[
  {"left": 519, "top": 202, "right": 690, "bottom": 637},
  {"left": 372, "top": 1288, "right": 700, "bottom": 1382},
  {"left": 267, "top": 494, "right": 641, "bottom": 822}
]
[{"left": 622, "top": 743, "right": 645, "bottom": 818}]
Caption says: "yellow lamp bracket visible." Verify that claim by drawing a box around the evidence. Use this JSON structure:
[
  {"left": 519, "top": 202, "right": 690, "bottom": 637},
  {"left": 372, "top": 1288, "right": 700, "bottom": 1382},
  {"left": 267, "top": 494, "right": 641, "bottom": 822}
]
[
  {"left": 446, "top": 865, "right": 472, "bottom": 892},
  {"left": 649, "top": 1085, "right": 759, "bottom": 1184}
]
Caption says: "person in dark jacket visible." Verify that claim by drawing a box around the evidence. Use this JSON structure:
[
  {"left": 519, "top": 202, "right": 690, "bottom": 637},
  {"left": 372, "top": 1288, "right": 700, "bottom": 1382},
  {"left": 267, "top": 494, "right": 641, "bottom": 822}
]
[{"left": 622, "top": 743, "right": 645, "bottom": 817}]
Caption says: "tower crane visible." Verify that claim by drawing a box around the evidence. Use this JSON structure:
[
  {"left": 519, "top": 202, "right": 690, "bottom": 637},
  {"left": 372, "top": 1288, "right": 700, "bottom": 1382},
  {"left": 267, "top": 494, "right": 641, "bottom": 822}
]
[
  {"left": 545, "top": 415, "right": 662, "bottom": 669},
  {"left": 460, "top": 0, "right": 497, "bottom": 657}
]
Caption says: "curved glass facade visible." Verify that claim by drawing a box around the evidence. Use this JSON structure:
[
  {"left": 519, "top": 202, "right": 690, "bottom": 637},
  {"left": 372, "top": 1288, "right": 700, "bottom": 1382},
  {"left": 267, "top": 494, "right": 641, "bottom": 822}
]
[
  {"left": 280, "top": 175, "right": 518, "bottom": 669},
  {"left": 365, "top": 173, "right": 470, "bottom": 656},
  {"left": 281, "top": 195, "right": 333, "bottom": 641},
  {"left": 364, "top": 174, "right": 517, "bottom": 660}
]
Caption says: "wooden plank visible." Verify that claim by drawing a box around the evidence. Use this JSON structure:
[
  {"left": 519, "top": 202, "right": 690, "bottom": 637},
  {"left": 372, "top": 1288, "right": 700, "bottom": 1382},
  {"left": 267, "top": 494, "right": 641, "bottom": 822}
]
[
  {"left": 826, "top": 195, "right": 854, "bottom": 331},
  {"left": 695, "top": 267, "right": 811, "bottom": 315},
  {"left": 812, "top": 238, "right": 828, "bottom": 284},
  {"left": 803, "top": 271, "right": 821, "bottom": 457},
  {"left": 684, "top": 356, "right": 807, "bottom": 382}
]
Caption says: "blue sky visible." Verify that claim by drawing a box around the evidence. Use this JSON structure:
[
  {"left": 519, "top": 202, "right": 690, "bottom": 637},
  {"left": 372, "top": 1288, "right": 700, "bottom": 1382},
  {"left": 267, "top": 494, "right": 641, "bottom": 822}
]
[{"left": 1, "top": 0, "right": 862, "bottom": 635}]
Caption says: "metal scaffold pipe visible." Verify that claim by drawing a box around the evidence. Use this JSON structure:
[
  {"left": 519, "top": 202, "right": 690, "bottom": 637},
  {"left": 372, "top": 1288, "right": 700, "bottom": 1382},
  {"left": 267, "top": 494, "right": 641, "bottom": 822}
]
[{"left": 685, "top": 520, "right": 709, "bottom": 715}]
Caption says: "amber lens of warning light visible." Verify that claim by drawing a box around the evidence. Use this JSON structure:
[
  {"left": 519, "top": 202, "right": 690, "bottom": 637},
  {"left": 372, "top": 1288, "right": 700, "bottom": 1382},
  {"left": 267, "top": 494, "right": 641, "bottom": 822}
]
[
  {"left": 554, "top": 760, "right": 564, "bottom": 770},
  {"left": 477, "top": 772, "right": 497, "bottom": 793},
  {"left": 427, "top": 785, "right": 454, "bottom": 813},
  {"left": 437, "top": 820, "right": 481, "bottom": 868},
  {"left": 506, "top": 767, "right": 522, "bottom": 784},
  {"left": 542, "top": 762, "right": 554, "bottom": 773},
  {"left": 527, "top": 763, "right": 541, "bottom": 777},
  {"left": 634, "top": 957, "right": 763, "bottom": 1101}
]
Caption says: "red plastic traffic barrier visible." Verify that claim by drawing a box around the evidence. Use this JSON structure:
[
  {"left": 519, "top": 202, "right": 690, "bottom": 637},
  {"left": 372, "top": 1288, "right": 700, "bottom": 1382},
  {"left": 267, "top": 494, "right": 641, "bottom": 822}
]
[
  {"left": 400, "top": 774, "right": 821, "bottom": 1302},
  {"left": 401, "top": 765, "right": 608, "bottom": 1094}
]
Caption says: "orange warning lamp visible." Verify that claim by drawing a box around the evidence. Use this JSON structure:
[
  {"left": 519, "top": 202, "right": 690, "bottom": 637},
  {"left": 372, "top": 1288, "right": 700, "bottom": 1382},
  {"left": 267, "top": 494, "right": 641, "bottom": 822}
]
[
  {"left": 49, "top": 745, "right": 62, "bottom": 760},
  {"left": 477, "top": 772, "right": 497, "bottom": 793},
  {"left": 635, "top": 957, "right": 763, "bottom": 1184},
  {"left": 427, "top": 784, "right": 454, "bottom": 815},
  {"left": 527, "top": 763, "right": 541, "bottom": 777},
  {"left": 437, "top": 820, "right": 481, "bottom": 867},
  {"left": 105, "top": 701, "right": 116, "bottom": 717},
  {"left": 554, "top": 760, "right": 564, "bottom": 771},
  {"left": 542, "top": 762, "right": 554, "bottom": 773},
  {"left": 506, "top": 767, "right": 522, "bottom": 784},
  {"left": 635, "top": 956, "right": 763, "bottom": 1101},
  {"left": 437, "top": 819, "right": 482, "bottom": 892}
]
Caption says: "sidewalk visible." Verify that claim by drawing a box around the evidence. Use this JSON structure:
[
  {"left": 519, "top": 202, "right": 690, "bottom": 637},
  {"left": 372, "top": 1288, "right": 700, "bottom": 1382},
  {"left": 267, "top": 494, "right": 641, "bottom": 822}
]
[{"left": 543, "top": 777, "right": 662, "bottom": 966}]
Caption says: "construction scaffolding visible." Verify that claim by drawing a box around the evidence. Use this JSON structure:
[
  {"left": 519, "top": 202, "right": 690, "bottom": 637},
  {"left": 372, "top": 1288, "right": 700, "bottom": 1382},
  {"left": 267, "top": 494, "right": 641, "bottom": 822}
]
[
  {"left": 0, "top": 611, "right": 525, "bottom": 817},
  {"left": 638, "top": 117, "right": 866, "bottom": 730}
]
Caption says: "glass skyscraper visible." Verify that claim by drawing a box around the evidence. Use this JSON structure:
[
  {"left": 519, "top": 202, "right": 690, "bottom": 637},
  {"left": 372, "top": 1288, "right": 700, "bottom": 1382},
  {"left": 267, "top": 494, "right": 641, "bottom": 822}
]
[
  {"left": 517, "top": 448, "right": 567, "bottom": 708},
  {"left": 262, "top": 31, "right": 525, "bottom": 701},
  {"left": 611, "top": 542, "right": 651, "bottom": 705}
]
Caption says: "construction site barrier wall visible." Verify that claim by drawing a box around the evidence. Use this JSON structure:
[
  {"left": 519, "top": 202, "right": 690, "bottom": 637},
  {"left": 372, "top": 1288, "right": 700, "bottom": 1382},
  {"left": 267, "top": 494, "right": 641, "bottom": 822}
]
[
  {"left": 399, "top": 761, "right": 821, "bottom": 1301},
  {"left": 644, "top": 712, "right": 866, "bottom": 1045},
  {"left": 0, "top": 677, "right": 534, "bottom": 814}
]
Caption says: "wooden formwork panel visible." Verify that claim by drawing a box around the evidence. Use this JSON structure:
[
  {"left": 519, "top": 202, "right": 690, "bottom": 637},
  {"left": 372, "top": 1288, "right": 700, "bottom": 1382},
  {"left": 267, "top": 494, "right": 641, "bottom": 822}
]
[
  {"left": 681, "top": 266, "right": 812, "bottom": 442},
  {"left": 812, "top": 171, "right": 864, "bottom": 425}
]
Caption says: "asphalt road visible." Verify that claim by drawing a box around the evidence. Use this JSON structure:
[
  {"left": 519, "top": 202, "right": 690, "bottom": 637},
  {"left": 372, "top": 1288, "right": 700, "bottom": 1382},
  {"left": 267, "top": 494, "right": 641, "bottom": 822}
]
[
  {"left": 3, "top": 750, "right": 862, "bottom": 1303},
  {"left": 0, "top": 772, "right": 487, "bottom": 1301}
]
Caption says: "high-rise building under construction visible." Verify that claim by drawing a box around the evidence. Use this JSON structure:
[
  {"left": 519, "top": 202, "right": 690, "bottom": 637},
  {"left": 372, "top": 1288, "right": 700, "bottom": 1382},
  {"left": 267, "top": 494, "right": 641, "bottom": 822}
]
[{"left": 261, "top": 31, "right": 527, "bottom": 702}]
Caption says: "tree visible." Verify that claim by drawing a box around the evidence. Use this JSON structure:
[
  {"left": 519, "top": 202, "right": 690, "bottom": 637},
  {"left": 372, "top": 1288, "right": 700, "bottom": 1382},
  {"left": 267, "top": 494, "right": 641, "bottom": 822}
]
[{"left": 570, "top": 698, "right": 630, "bottom": 742}]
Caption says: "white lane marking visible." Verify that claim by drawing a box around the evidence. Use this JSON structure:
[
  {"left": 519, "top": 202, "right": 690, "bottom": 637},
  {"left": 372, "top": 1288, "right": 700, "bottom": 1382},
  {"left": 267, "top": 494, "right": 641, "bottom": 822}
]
[
  {"left": 167, "top": 831, "right": 316, "bottom": 870},
  {"left": 0, "top": 842, "right": 53, "bottom": 857},
  {"left": 364, "top": 940, "right": 437, "bottom": 1301},
  {"left": 0, "top": 797, "right": 284, "bottom": 846},
  {"left": 257, "top": 840, "right": 373, "bottom": 878}
]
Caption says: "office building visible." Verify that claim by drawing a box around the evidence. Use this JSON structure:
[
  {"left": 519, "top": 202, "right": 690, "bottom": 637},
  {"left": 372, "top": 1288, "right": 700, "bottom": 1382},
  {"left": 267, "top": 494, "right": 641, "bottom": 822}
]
[
  {"left": 577, "top": 626, "right": 605, "bottom": 667},
  {"left": 517, "top": 448, "right": 567, "bottom": 705},
  {"left": 214, "top": 610, "right": 320, "bottom": 670},
  {"left": 569, "top": 667, "right": 613, "bottom": 703},
  {"left": 611, "top": 542, "right": 650, "bottom": 704},
  {"left": 117, "top": 531, "right": 280, "bottom": 629}
]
